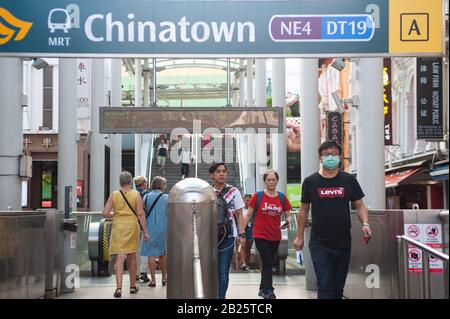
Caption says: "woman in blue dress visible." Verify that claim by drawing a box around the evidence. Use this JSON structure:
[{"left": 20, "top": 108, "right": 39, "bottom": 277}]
[{"left": 140, "top": 176, "right": 168, "bottom": 287}]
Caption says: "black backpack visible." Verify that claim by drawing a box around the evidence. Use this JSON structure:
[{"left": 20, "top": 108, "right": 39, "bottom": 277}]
[
  {"left": 217, "top": 185, "right": 234, "bottom": 242},
  {"left": 158, "top": 145, "right": 167, "bottom": 157}
]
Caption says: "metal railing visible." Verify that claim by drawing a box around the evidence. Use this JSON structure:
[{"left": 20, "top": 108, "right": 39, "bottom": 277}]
[
  {"left": 146, "top": 134, "right": 155, "bottom": 182},
  {"left": 397, "top": 235, "right": 449, "bottom": 299}
]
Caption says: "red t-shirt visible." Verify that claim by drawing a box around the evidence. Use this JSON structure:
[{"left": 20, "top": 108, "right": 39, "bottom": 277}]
[{"left": 249, "top": 192, "right": 292, "bottom": 241}]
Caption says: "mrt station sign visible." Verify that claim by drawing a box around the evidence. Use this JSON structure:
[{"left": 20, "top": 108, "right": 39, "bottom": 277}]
[{"left": 0, "top": 0, "right": 444, "bottom": 57}]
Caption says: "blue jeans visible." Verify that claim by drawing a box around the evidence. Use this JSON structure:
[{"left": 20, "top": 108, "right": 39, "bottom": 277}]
[
  {"left": 218, "top": 236, "right": 235, "bottom": 299},
  {"left": 309, "top": 242, "right": 351, "bottom": 299}
]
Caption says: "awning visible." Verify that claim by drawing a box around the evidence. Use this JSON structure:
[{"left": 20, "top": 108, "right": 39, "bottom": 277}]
[
  {"left": 431, "top": 163, "right": 449, "bottom": 181},
  {"left": 385, "top": 167, "right": 423, "bottom": 188}
]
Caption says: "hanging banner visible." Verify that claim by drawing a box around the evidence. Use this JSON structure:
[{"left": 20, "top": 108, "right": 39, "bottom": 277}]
[
  {"left": 0, "top": 0, "right": 444, "bottom": 57},
  {"left": 76, "top": 59, "right": 91, "bottom": 119},
  {"left": 383, "top": 58, "right": 393, "bottom": 145},
  {"left": 416, "top": 57, "right": 443, "bottom": 140},
  {"left": 326, "top": 111, "right": 344, "bottom": 147}
]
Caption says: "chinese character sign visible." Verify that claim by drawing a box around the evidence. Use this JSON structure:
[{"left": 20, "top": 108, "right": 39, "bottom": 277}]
[
  {"left": 416, "top": 58, "right": 443, "bottom": 139},
  {"left": 76, "top": 59, "right": 91, "bottom": 120}
]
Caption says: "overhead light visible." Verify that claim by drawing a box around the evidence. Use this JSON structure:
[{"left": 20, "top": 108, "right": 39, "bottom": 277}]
[
  {"left": 330, "top": 58, "right": 346, "bottom": 71},
  {"left": 331, "top": 91, "right": 359, "bottom": 113},
  {"left": 32, "top": 58, "right": 49, "bottom": 70}
]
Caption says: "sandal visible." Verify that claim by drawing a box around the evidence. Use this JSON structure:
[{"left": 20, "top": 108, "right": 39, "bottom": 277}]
[
  {"left": 162, "top": 278, "right": 167, "bottom": 286},
  {"left": 130, "top": 286, "right": 139, "bottom": 294},
  {"left": 113, "top": 288, "right": 122, "bottom": 298},
  {"left": 148, "top": 281, "right": 156, "bottom": 287}
]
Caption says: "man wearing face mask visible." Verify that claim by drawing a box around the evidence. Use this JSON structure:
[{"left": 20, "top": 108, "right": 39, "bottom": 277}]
[{"left": 293, "top": 140, "right": 371, "bottom": 299}]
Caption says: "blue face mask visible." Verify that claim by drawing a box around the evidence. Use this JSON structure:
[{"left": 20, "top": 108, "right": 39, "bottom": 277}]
[{"left": 322, "top": 155, "right": 340, "bottom": 169}]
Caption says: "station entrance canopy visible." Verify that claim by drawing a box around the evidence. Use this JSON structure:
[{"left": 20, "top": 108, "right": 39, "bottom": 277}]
[{"left": 0, "top": 0, "right": 444, "bottom": 58}]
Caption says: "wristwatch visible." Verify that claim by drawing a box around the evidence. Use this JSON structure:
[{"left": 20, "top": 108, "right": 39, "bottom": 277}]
[
  {"left": 362, "top": 223, "right": 370, "bottom": 227},
  {"left": 238, "top": 232, "right": 246, "bottom": 238}
]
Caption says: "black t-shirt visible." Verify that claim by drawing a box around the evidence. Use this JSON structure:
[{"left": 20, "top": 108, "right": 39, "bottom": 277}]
[{"left": 301, "top": 171, "right": 365, "bottom": 249}]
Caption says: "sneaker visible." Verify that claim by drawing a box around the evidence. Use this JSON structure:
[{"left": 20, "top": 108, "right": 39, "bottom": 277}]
[
  {"left": 139, "top": 273, "right": 150, "bottom": 283},
  {"left": 258, "top": 288, "right": 264, "bottom": 297},
  {"left": 264, "top": 288, "right": 276, "bottom": 299}
]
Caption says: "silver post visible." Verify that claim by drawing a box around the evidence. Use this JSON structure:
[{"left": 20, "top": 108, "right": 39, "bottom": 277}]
[
  {"left": 396, "top": 236, "right": 405, "bottom": 299},
  {"left": 226, "top": 58, "right": 231, "bottom": 107},
  {"left": 422, "top": 252, "right": 430, "bottom": 299},
  {"left": 152, "top": 58, "right": 157, "bottom": 107},
  {"left": 444, "top": 259, "right": 449, "bottom": 299}
]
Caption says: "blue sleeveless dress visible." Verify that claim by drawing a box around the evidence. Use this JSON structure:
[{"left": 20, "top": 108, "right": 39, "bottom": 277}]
[{"left": 140, "top": 190, "right": 168, "bottom": 257}]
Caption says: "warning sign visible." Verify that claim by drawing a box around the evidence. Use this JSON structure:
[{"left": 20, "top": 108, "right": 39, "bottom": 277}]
[
  {"left": 404, "top": 223, "right": 444, "bottom": 273},
  {"left": 407, "top": 224, "right": 420, "bottom": 238},
  {"left": 426, "top": 225, "right": 439, "bottom": 238},
  {"left": 408, "top": 248, "right": 422, "bottom": 272}
]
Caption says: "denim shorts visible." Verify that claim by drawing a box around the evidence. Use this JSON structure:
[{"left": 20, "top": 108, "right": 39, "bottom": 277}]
[{"left": 245, "top": 225, "right": 253, "bottom": 241}]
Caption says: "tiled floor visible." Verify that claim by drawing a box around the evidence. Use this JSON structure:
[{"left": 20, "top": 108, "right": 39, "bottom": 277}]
[{"left": 58, "top": 272, "right": 316, "bottom": 299}]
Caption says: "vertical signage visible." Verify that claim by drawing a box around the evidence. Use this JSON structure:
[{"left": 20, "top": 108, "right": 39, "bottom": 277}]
[
  {"left": 416, "top": 57, "right": 443, "bottom": 139},
  {"left": 383, "top": 58, "right": 393, "bottom": 145},
  {"left": 76, "top": 59, "right": 91, "bottom": 128},
  {"left": 326, "top": 111, "right": 344, "bottom": 146}
]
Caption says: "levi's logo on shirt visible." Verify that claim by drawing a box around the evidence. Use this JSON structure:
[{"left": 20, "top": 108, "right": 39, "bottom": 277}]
[{"left": 318, "top": 187, "right": 345, "bottom": 198}]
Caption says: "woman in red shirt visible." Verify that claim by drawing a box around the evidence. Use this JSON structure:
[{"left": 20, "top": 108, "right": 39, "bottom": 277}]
[{"left": 244, "top": 169, "right": 292, "bottom": 299}]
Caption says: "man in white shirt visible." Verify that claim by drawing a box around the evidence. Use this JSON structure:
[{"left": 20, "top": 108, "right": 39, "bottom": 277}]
[
  {"left": 178, "top": 147, "right": 192, "bottom": 179},
  {"left": 210, "top": 162, "right": 246, "bottom": 299}
]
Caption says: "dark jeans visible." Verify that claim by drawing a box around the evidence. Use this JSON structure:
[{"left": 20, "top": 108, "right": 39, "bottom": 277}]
[
  {"left": 309, "top": 242, "right": 351, "bottom": 299},
  {"left": 218, "top": 236, "right": 235, "bottom": 299},
  {"left": 254, "top": 238, "right": 279, "bottom": 291},
  {"left": 181, "top": 163, "right": 190, "bottom": 177}
]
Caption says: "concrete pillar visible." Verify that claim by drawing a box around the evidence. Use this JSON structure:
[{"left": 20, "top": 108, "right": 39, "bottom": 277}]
[
  {"left": 110, "top": 59, "right": 122, "bottom": 191},
  {"left": 89, "top": 59, "right": 106, "bottom": 211},
  {"left": 255, "top": 59, "right": 267, "bottom": 191},
  {"left": 356, "top": 58, "right": 385, "bottom": 209},
  {"left": 299, "top": 58, "right": 320, "bottom": 291},
  {"left": 271, "top": 59, "right": 286, "bottom": 193},
  {"left": 57, "top": 59, "right": 77, "bottom": 212},
  {"left": 300, "top": 59, "right": 320, "bottom": 180},
  {"left": 0, "top": 58, "right": 22, "bottom": 210},
  {"left": 134, "top": 59, "right": 142, "bottom": 177},
  {"left": 246, "top": 59, "right": 253, "bottom": 107},
  {"left": 239, "top": 59, "right": 245, "bottom": 107},
  {"left": 143, "top": 59, "right": 150, "bottom": 107},
  {"left": 350, "top": 108, "right": 357, "bottom": 171},
  {"left": 246, "top": 59, "right": 255, "bottom": 191}
]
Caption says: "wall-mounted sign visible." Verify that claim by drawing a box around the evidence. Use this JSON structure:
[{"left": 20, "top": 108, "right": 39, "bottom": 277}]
[
  {"left": 383, "top": 58, "right": 393, "bottom": 145},
  {"left": 0, "top": 0, "right": 444, "bottom": 57},
  {"left": 326, "top": 111, "right": 344, "bottom": 147},
  {"left": 416, "top": 57, "right": 443, "bottom": 140}
]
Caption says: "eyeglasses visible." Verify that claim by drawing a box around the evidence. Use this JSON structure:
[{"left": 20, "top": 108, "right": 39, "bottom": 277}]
[{"left": 321, "top": 152, "right": 340, "bottom": 156}]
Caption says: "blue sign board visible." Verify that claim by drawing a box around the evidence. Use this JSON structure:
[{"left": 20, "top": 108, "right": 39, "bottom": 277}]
[{"left": 0, "top": 0, "right": 389, "bottom": 57}]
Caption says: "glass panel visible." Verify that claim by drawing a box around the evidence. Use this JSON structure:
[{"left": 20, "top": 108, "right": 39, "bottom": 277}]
[
  {"left": 43, "top": 66, "right": 53, "bottom": 87},
  {"left": 43, "top": 109, "right": 52, "bottom": 129},
  {"left": 43, "top": 89, "right": 52, "bottom": 109},
  {"left": 41, "top": 169, "right": 52, "bottom": 208}
]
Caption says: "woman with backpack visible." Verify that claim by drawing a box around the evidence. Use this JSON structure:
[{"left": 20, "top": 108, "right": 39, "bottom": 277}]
[
  {"left": 157, "top": 138, "right": 169, "bottom": 174},
  {"left": 244, "top": 169, "right": 292, "bottom": 299},
  {"left": 140, "top": 176, "right": 169, "bottom": 287}
]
